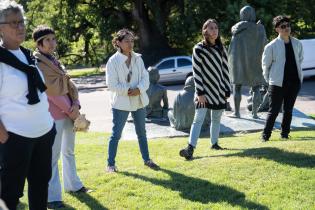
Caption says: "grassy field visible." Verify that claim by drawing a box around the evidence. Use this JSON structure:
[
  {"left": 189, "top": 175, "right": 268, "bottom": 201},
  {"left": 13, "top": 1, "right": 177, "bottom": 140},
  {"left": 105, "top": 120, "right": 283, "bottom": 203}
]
[
  {"left": 67, "top": 68, "right": 104, "bottom": 78},
  {"left": 17, "top": 130, "right": 315, "bottom": 210}
]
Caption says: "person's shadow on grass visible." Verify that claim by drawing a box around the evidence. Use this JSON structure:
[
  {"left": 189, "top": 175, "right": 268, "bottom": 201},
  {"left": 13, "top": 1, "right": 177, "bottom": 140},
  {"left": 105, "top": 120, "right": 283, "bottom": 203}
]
[
  {"left": 121, "top": 168, "right": 268, "bottom": 209},
  {"left": 69, "top": 192, "right": 108, "bottom": 210},
  {"left": 194, "top": 147, "right": 315, "bottom": 168},
  {"left": 233, "top": 147, "right": 315, "bottom": 168}
]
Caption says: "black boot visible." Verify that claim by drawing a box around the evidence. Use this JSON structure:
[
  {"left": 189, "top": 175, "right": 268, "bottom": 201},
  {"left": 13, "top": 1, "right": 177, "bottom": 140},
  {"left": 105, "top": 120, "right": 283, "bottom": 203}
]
[{"left": 179, "top": 144, "right": 194, "bottom": 160}]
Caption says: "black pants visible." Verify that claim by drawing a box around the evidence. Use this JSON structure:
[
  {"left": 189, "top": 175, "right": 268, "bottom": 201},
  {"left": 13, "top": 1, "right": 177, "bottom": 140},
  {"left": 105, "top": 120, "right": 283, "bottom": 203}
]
[
  {"left": 263, "top": 82, "right": 301, "bottom": 138},
  {"left": 0, "top": 126, "right": 56, "bottom": 210}
]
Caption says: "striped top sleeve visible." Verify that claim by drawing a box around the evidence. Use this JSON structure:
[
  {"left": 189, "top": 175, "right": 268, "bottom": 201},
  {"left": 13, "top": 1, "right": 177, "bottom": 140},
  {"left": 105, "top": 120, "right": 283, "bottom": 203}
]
[
  {"left": 222, "top": 47, "right": 231, "bottom": 97},
  {"left": 192, "top": 46, "right": 205, "bottom": 96}
]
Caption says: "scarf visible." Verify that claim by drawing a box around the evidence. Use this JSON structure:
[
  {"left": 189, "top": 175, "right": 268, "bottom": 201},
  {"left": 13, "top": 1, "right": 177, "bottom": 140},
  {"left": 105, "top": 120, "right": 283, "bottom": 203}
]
[
  {"left": 0, "top": 46, "right": 47, "bottom": 105},
  {"left": 33, "top": 51, "right": 79, "bottom": 101}
]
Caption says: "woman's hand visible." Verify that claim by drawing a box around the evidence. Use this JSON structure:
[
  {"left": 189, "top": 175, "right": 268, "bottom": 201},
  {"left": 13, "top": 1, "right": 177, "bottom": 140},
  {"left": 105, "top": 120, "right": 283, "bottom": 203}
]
[
  {"left": 128, "top": 88, "right": 140, "bottom": 96},
  {"left": 69, "top": 104, "right": 80, "bottom": 120},
  {"left": 0, "top": 121, "right": 9, "bottom": 144},
  {"left": 197, "top": 95, "right": 207, "bottom": 104},
  {"left": 196, "top": 95, "right": 207, "bottom": 108}
]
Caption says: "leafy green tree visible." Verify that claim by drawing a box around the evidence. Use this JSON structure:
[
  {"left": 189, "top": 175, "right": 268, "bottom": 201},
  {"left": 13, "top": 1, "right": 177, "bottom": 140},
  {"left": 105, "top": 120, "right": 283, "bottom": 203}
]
[{"left": 18, "top": 0, "right": 315, "bottom": 67}]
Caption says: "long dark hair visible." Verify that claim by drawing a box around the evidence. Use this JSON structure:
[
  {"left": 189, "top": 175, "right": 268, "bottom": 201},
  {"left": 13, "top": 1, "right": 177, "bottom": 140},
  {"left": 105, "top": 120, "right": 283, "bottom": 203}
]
[{"left": 202, "top": 19, "right": 223, "bottom": 53}]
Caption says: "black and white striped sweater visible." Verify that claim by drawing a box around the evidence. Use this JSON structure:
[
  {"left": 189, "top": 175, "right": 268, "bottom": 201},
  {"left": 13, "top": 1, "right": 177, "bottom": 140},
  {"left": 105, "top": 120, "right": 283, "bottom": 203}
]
[{"left": 192, "top": 42, "right": 231, "bottom": 110}]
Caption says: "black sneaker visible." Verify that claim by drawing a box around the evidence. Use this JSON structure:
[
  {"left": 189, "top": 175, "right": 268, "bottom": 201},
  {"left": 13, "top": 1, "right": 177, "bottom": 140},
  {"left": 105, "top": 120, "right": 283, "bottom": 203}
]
[
  {"left": 179, "top": 144, "right": 194, "bottom": 160},
  {"left": 144, "top": 159, "right": 160, "bottom": 170},
  {"left": 260, "top": 134, "right": 269, "bottom": 142},
  {"left": 47, "top": 201, "right": 65, "bottom": 209},
  {"left": 211, "top": 143, "right": 224, "bottom": 150},
  {"left": 72, "top": 186, "right": 93, "bottom": 193},
  {"left": 281, "top": 134, "right": 291, "bottom": 140}
]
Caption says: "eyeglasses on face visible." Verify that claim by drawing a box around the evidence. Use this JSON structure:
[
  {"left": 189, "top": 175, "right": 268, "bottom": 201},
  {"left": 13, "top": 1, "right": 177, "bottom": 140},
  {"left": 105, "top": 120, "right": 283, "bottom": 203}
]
[
  {"left": 0, "top": 19, "right": 26, "bottom": 29},
  {"left": 279, "top": 23, "right": 291, "bottom": 29}
]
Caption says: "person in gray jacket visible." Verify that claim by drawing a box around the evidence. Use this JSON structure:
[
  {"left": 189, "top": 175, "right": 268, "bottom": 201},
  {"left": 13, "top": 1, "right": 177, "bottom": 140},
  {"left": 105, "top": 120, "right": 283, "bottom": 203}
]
[
  {"left": 228, "top": 5, "right": 267, "bottom": 119},
  {"left": 261, "top": 15, "right": 303, "bottom": 141}
]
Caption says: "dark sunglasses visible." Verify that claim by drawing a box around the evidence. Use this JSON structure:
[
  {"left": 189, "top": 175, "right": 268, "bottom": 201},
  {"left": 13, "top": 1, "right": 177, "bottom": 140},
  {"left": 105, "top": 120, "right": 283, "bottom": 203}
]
[{"left": 279, "top": 23, "right": 291, "bottom": 29}]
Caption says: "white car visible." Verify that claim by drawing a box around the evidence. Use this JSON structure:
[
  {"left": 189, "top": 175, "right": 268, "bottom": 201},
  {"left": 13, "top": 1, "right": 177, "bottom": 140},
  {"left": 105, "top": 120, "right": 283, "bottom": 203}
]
[
  {"left": 149, "top": 56, "right": 192, "bottom": 84},
  {"left": 301, "top": 39, "right": 315, "bottom": 79}
]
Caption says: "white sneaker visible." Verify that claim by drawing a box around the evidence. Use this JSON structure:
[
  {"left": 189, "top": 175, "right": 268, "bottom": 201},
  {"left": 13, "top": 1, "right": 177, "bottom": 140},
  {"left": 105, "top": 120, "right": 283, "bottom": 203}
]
[{"left": 106, "top": 166, "right": 118, "bottom": 173}]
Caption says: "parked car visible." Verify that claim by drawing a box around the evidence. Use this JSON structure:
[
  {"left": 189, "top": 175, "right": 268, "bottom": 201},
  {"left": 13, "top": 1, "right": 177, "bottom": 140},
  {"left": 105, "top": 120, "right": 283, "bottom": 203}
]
[
  {"left": 148, "top": 56, "right": 192, "bottom": 84},
  {"left": 301, "top": 39, "right": 315, "bottom": 79}
]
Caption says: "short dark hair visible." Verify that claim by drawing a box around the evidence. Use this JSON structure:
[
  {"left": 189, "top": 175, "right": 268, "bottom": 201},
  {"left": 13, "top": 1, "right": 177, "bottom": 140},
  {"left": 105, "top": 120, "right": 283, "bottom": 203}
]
[
  {"left": 273, "top": 15, "right": 290, "bottom": 28},
  {"left": 32, "top": 25, "right": 55, "bottom": 46}
]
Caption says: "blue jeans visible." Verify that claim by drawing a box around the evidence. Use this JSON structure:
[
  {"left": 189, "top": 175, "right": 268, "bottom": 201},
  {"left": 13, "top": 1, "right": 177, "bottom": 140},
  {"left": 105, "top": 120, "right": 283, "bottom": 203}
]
[
  {"left": 108, "top": 108, "right": 150, "bottom": 166},
  {"left": 189, "top": 108, "right": 224, "bottom": 147}
]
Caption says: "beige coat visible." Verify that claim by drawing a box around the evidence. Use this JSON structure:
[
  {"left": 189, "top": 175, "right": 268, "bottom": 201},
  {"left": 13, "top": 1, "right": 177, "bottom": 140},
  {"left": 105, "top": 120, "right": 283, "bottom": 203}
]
[{"left": 34, "top": 51, "right": 78, "bottom": 101}]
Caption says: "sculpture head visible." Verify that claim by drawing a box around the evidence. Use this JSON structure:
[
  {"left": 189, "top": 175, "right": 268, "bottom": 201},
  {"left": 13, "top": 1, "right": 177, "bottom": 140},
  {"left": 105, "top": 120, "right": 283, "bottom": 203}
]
[
  {"left": 184, "top": 75, "right": 195, "bottom": 91},
  {"left": 148, "top": 66, "right": 160, "bottom": 84},
  {"left": 240, "top": 5, "right": 256, "bottom": 22}
]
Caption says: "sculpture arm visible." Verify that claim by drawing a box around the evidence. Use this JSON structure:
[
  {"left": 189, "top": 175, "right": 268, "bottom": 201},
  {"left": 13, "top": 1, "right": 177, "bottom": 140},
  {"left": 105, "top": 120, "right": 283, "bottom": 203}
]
[
  {"left": 162, "top": 91, "right": 169, "bottom": 109},
  {"left": 106, "top": 60, "right": 130, "bottom": 95}
]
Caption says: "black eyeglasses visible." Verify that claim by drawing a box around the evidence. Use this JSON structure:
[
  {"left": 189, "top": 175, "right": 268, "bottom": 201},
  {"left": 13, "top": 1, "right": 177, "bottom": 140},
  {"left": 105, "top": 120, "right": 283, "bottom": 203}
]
[
  {"left": 0, "top": 19, "right": 26, "bottom": 29},
  {"left": 279, "top": 23, "right": 290, "bottom": 29}
]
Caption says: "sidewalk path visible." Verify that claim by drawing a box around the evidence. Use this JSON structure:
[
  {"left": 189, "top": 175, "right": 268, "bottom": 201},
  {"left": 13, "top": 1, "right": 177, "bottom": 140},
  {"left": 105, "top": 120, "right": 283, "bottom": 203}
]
[
  {"left": 72, "top": 75, "right": 106, "bottom": 90},
  {"left": 75, "top": 75, "right": 315, "bottom": 140}
]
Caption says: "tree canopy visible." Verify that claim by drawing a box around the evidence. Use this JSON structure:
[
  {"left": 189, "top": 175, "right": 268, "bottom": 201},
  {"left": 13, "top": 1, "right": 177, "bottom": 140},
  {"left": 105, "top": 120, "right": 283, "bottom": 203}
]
[{"left": 19, "top": 0, "right": 315, "bottom": 67}]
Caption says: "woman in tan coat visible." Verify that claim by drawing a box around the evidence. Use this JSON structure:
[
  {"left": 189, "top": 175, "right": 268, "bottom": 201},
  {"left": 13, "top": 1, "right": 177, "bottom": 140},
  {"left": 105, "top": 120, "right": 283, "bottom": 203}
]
[{"left": 32, "top": 25, "right": 90, "bottom": 209}]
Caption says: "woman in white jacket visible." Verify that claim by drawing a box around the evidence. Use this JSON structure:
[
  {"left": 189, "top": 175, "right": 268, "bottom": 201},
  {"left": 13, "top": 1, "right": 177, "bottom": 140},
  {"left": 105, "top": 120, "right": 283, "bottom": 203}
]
[{"left": 106, "top": 29, "right": 159, "bottom": 172}]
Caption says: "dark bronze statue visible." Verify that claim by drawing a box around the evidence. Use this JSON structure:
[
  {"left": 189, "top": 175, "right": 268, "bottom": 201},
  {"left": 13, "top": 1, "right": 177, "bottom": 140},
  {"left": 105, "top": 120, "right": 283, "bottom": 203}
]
[
  {"left": 146, "top": 67, "right": 169, "bottom": 118},
  {"left": 228, "top": 5, "right": 267, "bottom": 118},
  {"left": 168, "top": 76, "right": 210, "bottom": 130}
]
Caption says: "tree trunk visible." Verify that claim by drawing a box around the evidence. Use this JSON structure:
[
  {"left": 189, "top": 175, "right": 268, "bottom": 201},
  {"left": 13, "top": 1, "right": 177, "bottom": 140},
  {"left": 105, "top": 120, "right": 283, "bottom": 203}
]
[{"left": 132, "top": 0, "right": 177, "bottom": 66}]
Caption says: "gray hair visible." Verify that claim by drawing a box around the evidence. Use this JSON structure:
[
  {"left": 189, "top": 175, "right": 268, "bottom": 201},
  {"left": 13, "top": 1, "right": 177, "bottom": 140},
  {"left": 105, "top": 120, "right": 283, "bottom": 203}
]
[{"left": 0, "top": 0, "right": 25, "bottom": 23}]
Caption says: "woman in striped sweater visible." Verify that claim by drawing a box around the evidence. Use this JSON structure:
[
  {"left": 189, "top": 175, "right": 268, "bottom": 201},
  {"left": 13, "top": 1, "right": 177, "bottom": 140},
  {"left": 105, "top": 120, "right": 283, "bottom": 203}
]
[{"left": 180, "top": 19, "right": 231, "bottom": 160}]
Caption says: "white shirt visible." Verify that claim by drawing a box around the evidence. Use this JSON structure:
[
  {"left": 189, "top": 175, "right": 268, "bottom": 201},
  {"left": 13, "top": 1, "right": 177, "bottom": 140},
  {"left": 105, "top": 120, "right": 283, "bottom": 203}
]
[
  {"left": 106, "top": 51, "right": 149, "bottom": 111},
  {"left": 0, "top": 48, "right": 54, "bottom": 138}
]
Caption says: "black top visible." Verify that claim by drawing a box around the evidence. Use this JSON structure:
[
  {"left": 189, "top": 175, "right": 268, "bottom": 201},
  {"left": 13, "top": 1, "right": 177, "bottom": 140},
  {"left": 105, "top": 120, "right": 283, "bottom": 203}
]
[
  {"left": 0, "top": 46, "right": 47, "bottom": 105},
  {"left": 283, "top": 39, "right": 299, "bottom": 84}
]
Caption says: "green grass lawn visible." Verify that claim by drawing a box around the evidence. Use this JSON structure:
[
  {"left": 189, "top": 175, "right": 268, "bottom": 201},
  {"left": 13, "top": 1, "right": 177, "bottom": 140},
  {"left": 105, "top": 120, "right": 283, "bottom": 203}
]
[
  {"left": 17, "top": 130, "right": 315, "bottom": 210},
  {"left": 67, "top": 68, "right": 104, "bottom": 78}
]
